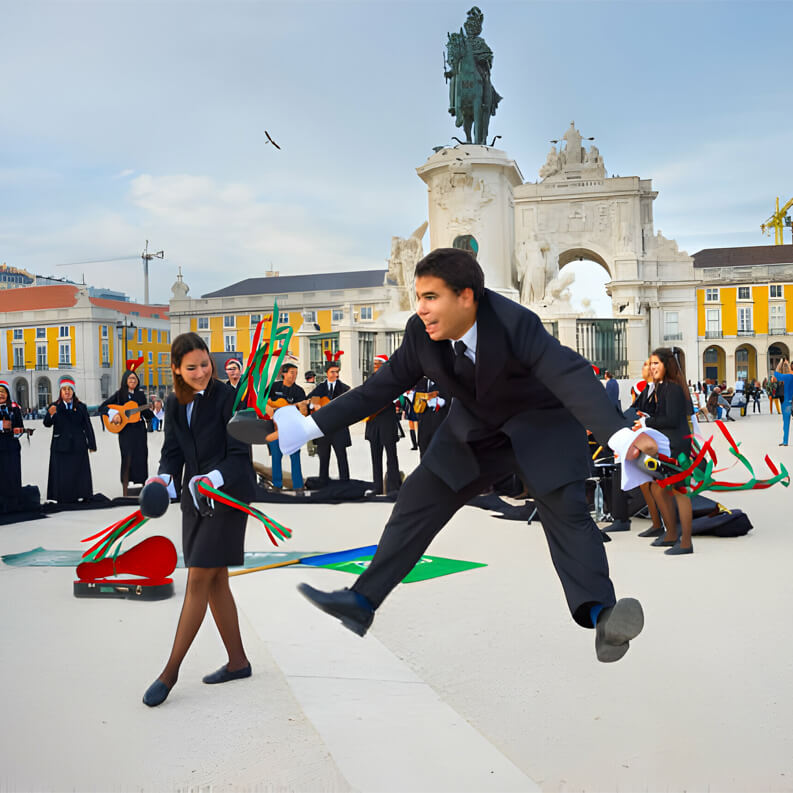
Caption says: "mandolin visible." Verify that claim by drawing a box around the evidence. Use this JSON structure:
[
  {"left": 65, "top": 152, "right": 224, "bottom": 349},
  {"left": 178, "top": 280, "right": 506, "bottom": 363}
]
[{"left": 102, "top": 401, "right": 148, "bottom": 433}]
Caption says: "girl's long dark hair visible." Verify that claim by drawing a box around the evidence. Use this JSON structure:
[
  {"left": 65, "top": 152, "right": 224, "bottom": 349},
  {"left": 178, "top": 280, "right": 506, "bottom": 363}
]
[
  {"left": 171, "top": 332, "right": 216, "bottom": 405},
  {"left": 652, "top": 346, "right": 692, "bottom": 409},
  {"left": 119, "top": 369, "right": 141, "bottom": 394}
]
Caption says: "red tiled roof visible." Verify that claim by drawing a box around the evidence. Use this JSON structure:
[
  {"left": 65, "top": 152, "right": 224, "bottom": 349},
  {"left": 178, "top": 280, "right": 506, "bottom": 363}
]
[
  {"left": 0, "top": 284, "right": 79, "bottom": 311},
  {"left": 89, "top": 297, "right": 168, "bottom": 319},
  {"left": 0, "top": 284, "right": 168, "bottom": 318}
]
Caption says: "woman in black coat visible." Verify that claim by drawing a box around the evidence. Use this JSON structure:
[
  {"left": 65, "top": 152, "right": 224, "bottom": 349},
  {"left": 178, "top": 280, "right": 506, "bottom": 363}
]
[
  {"left": 142, "top": 332, "right": 255, "bottom": 707},
  {"left": 0, "top": 380, "right": 25, "bottom": 512},
  {"left": 43, "top": 377, "right": 97, "bottom": 503},
  {"left": 634, "top": 347, "right": 695, "bottom": 555},
  {"left": 100, "top": 369, "right": 153, "bottom": 496}
]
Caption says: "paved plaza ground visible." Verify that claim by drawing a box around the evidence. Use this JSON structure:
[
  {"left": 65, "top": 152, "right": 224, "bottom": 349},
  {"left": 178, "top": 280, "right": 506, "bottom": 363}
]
[{"left": 1, "top": 404, "right": 792, "bottom": 792}]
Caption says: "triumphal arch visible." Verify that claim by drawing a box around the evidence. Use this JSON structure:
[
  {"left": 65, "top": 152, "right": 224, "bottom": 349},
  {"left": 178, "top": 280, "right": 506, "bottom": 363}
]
[{"left": 412, "top": 122, "right": 700, "bottom": 378}]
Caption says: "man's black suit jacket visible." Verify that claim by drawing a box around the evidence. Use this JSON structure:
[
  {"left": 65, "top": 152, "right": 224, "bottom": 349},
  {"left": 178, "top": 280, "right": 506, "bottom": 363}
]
[
  {"left": 311, "top": 289, "right": 629, "bottom": 495},
  {"left": 159, "top": 379, "right": 254, "bottom": 520},
  {"left": 308, "top": 379, "right": 351, "bottom": 447}
]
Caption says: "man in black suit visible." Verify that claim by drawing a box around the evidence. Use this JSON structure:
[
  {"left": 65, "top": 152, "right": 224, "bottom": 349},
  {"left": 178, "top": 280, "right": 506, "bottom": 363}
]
[
  {"left": 413, "top": 375, "right": 449, "bottom": 457},
  {"left": 307, "top": 361, "right": 351, "bottom": 485},
  {"left": 274, "top": 249, "right": 661, "bottom": 662},
  {"left": 365, "top": 354, "right": 402, "bottom": 495}
]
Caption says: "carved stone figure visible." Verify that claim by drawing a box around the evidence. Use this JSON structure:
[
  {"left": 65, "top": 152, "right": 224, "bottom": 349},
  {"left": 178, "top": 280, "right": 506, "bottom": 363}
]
[
  {"left": 387, "top": 222, "right": 428, "bottom": 311},
  {"left": 539, "top": 145, "right": 562, "bottom": 180},
  {"left": 445, "top": 7, "right": 502, "bottom": 145}
]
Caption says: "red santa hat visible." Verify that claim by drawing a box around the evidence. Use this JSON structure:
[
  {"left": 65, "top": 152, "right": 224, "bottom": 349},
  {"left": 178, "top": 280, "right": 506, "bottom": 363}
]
[{"left": 374, "top": 354, "right": 389, "bottom": 364}]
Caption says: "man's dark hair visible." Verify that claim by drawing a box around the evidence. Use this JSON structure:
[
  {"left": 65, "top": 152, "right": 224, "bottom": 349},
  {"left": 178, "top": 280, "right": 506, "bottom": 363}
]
[
  {"left": 324, "top": 361, "right": 340, "bottom": 373},
  {"left": 304, "top": 370, "right": 315, "bottom": 380},
  {"left": 414, "top": 248, "right": 485, "bottom": 301},
  {"left": 603, "top": 370, "right": 612, "bottom": 379},
  {"left": 280, "top": 363, "right": 297, "bottom": 374}
]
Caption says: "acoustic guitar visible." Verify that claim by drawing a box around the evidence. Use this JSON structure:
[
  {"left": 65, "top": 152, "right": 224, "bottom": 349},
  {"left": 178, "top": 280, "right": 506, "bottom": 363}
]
[
  {"left": 412, "top": 391, "right": 439, "bottom": 414},
  {"left": 102, "top": 401, "right": 148, "bottom": 433}
]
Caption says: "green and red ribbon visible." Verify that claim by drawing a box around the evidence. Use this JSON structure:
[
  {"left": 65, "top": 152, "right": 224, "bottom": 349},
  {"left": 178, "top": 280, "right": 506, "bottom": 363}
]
[
  {"left": 654, "top": 419, "right": 790, "bottom": 496},
  {"left": 232, "top": 302, "right": 293, "bottom": 420},
  {"left": 80, "top": 510, "right": 149, "bottom": 563},
  {"left": 197, "top": 480, "right": 292, "bottom": 547}
]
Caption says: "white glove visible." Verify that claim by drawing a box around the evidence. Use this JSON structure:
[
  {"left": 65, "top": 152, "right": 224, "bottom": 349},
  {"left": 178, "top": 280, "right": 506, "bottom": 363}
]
[
  {"left": 147, "top": 474, "right": 177, "bottom": 499},
  {"left": 274, "top": 405, "right": 324, "bottom": 455},
  {"left": 608, "top": 427, "right": 671, "bottom": 491},
  {"left": 187, "top": 470, "right": 224, "bottom": 511}
]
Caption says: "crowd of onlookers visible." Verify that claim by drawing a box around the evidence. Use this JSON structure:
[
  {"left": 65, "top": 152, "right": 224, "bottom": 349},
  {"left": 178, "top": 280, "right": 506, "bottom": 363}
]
[{"left": 690, "top": 376, "right": 785, "bottom": 422}]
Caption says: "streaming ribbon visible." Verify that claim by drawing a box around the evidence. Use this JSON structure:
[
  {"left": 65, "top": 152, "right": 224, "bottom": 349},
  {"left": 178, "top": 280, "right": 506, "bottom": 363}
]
[
  {"left": 653, "top": 420, "right": 790, "bottom": 496},
  {"left": 232, "top": 301, "right": 293, "bottom": 419},
  {"left": 196, "top": 480, "right": 292, "bottom": 547},
  {"left": 80, "top": 510, "right": 149, "bottom": 564}
]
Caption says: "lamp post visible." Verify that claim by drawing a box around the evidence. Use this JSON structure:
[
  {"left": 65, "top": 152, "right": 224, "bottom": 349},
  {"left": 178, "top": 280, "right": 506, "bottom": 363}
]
[{"left": 115, "top": 319, "right": 137, "bottom": 385}]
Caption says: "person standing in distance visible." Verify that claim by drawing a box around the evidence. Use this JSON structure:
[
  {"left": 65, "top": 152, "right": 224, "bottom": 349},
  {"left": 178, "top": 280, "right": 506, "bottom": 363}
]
[{"left": 307, "top": 360, "right": 351, "bottom": 486}]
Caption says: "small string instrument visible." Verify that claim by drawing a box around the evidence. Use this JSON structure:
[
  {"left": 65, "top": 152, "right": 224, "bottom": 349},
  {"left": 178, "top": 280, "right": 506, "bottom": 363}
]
[
  {"left": 413, "top": 391, "right": 439, "bottom": 414},
  {"left": 102, "top": 401, "right": 148, "bottom": 434}
]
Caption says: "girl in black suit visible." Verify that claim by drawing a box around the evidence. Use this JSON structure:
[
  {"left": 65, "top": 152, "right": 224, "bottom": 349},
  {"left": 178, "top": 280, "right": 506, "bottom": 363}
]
[
  {"left": 143, "top": 333, "right": 255, "bottom": 706},
  {"left": 635, "top": 347, "right": 695, "bottom": 555},
  {"left": 99, "top": 369, "right": 153, "bottom": 496},
  {"left": 43, "top": 376, "right": 97, "bottom": 503}
]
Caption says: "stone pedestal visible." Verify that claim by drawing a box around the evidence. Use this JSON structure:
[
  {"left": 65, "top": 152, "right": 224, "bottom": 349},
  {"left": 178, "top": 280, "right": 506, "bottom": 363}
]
[{"left": 417, "top": 146, "right": 523, "bottom": 300}]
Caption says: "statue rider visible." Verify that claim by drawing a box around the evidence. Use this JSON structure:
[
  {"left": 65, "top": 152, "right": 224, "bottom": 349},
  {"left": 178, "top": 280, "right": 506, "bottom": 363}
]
[{"left": 445, "top": 7, "right": 502, "bottom": 145}]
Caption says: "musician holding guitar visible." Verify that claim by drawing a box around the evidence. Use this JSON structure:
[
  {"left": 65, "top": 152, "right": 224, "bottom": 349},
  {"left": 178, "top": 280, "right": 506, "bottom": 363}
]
[
  {"left": 267, "top": 363, "right": 308, "bottom": 493},
  {"left": 99, "top": 367, "right": 154, "bottom": 497}
]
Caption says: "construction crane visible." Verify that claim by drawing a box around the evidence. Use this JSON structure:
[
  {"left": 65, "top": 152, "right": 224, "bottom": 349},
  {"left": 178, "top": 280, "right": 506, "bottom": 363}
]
[
  {"left": 761, "top": 197, "right": 793, "bottom": 245},
  {"left": 56, "top": 240, "right": 165, "bottom": 303}
]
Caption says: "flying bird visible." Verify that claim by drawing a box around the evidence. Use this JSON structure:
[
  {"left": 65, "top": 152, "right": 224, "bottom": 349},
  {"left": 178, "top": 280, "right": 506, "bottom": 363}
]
[{"left": 264, "top": 130, "right": 281, "bottom": 150}]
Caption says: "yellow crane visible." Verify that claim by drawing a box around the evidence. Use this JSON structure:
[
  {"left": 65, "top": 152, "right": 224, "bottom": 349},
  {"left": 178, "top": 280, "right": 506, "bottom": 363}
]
[{"left": 761, "top": 196, "right": 793, "bottom": 244}]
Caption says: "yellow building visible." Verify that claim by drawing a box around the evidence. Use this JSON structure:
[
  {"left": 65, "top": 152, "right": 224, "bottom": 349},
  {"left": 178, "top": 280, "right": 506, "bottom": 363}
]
[
  {"left": 695, "top": 246, "right": 793, "bottom": 384},
  {"left": 0, "top": 285, "right": 170, "bottom": 410},
  {"left": 169, "top": 269, "right": 405, "bottom": 387}
]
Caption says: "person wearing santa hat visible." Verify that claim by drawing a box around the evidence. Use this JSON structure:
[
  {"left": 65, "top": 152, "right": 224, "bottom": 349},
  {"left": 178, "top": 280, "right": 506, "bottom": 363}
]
[
  {"left": 365, "top": 355, "right": 402, "bottom": 495},
  {"left": 0, "top": 380, "right": 25, "bottom": 512},
  {"left": 43, "top": 376, "right": 97, "bottom": 503}
]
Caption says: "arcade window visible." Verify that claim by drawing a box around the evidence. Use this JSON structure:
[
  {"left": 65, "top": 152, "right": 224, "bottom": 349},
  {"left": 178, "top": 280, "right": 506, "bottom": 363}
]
[
  {"left": 332, "top": 308, "right": 344, "bottom": 321},
  {"left": 737, "top": 287, "right": 751, "bottom": 300},
  {"left": 13, "top": 328, "right": 23, "bottom": 341},
  {"left": 36, "top": 328, "right": 46, "bottom": 339},
  {"left": 770, "top": 284, "right": 783, "bottom": 299},
  {"left": 359, "top": 306, "right": 373, "bottom": 321},
  {"left": 705, "top": 288, "right": 719, "bottom": 302},
  {"left": 197, "top": 317, "right": 209, "bottom": 329},
  {"left": 223, "top": 316, "right": 235, "bottom": 328},
  {"left": 59, "top": 326, "right": 70, "bottom": 337}
]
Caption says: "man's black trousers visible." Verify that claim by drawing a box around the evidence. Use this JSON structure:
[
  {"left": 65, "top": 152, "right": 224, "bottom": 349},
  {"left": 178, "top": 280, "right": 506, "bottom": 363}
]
[
  {"left": 370, "top": 438, "right": 401, "bottom": 495},
  {"left": 351, "top": 441, "right": 617, "bottom": 627},
  {"left": 317, "top": 436, "right": 350, "bottom": 483}
]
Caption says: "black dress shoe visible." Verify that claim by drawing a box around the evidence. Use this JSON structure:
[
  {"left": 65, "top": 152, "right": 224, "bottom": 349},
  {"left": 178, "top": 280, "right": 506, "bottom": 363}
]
[
  {"left": 637, "top": 526, "right": 664, "bottom": 538},
  {"left": 595, "top": 598, "right": 644, "bottom": 663},
  {"left": 202, "top": 663, "right": 252, "bottom": 684},
  {"left": 142, "top": 679, "right": 171, "bottom": 707},
  {"left": 297, "top": 583, "right": 374, "bottom": 637}
]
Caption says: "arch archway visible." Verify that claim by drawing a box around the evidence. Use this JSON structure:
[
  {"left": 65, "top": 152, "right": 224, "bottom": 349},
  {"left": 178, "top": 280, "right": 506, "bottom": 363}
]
[
  {"left": 557, "top": 247, "right": 614, "bottom": 318},
  {"left": 558, "top": 247, "right": 611, "bottom": 277},
  {"left": 768, "top": 343, "right": 789, "bottom": 373},
  {"left": 13, "top": 378, "right": 29, "bottom": 412},
  {"left": 36, "top": 377, "right": 52, "bottom": 409},
  {"left": 702, "top": 345, "right": 725, "bottom": 384},
  {"left": 735, "top": 344, "right": 756, "bottom": 382}
]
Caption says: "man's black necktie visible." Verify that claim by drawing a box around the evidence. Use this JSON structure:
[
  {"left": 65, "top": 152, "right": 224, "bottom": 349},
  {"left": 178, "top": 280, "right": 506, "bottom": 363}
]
[
  {"left": 453, "top": 341, "right": 476, "bottom": 393},
  {"left": 328, "top": 382, "right": 334, "bottom": 399}
]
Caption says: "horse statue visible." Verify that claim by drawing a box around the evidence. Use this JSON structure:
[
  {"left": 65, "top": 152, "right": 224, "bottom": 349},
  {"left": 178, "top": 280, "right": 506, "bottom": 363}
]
[{"left": 445, "top": 7, "right": 501, "bottom": 146}]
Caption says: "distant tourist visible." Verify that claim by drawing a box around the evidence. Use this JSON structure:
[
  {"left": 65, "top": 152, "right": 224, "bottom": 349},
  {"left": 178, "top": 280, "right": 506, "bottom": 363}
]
[
  {"left": 771, "top": 359, "right": 793, "bottom": 446},
  {"left": 0, "top": 380, "right": 25, "bottom": 513}
]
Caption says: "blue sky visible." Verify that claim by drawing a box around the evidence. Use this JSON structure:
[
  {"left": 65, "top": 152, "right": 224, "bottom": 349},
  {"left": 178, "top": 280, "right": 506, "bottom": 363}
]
[{"left": 2, "top": 0, "right": 792, "bottom": 308}]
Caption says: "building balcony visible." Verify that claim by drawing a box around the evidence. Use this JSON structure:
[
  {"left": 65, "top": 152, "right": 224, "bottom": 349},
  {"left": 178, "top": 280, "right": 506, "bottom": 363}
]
[
  {"left": 59, "top": 362, "right": 73, "bottom": 368},
  {"left": 736, "top": 329, "right": 754, "bottom": 336},
  {"left": 663, "top": 332, "right": 683, "bottom": 341},
  {"left": 101, "top": 361, "right": 112, "bottom": 368},
  {"left": 705, "top": 330, "right": 723, "bottom": 339},
  {"left": 12, "top": 364, "right": 26, "bottom": 371},
  {"left": 35, "top": 364, "right": 49, "bottom": 370},
  {"left": 768, "top": 327, "right": 787, "bottom": 336}
]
